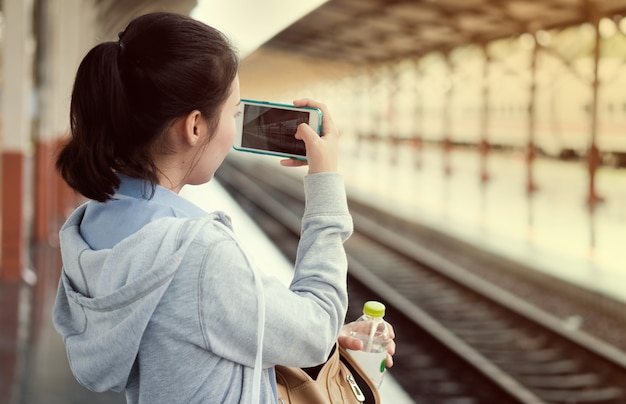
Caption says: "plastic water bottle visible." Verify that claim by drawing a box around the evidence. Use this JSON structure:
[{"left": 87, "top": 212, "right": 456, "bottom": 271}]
[{"left": 345, "top": 301, "right": 390, "bottom": 389}]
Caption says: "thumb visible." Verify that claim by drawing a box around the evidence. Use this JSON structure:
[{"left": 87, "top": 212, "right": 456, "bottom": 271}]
[
  {"left": 295, "top": 122, "right": 319, "bottom": 144},
  {"left": 338, "top": 335, "right": 364, "bottom": 351}
]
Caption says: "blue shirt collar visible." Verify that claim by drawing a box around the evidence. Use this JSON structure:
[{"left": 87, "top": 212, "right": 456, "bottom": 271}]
[{"left": 114, "top": 174, "right": 208, "bottom": 218}]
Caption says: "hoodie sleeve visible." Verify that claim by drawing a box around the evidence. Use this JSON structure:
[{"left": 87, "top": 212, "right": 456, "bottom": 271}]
[{"left": 196, "top": 172, "right": 352, "bottom": 368}]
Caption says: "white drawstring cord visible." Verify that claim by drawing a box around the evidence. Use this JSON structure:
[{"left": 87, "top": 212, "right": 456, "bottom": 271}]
[{"left": 219, "top": 222, "right": 265, "bottom": 404}]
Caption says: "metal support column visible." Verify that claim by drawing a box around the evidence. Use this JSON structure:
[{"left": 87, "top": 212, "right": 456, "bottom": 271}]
[
  {"left": 388, "top": 63, "right": 401, "bottom": 165},
  {"left": 351, "top": 67, "right": 369, "bottom": 158},
  {"left": 442, "top": 51, "right": 453, "bottom": 176},
  {"left": 411, "top": 58, "right": 424, "bottom": 170},
  {"left": 525, "top": 34, "right": 539, "bottom": 193},
  {"left": 479, "top": 43, "right": 491, "bottom": 183},
  {"left": 586, "top": 4, "right": 604, "bottom": 206}
]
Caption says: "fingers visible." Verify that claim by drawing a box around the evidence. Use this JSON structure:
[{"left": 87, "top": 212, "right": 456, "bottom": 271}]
[
  {"left": 386, "top": 353, "right": 394, "bottom": 368},
  {"left": 293, "top": 98, "right": 336, "bottom": 135},
  {"left": 295, "top": 121, "right": 322, "bottom": 145},
  {"left": 279, "top": 158, "right": 308, "bottom": 168},
  {"left": 386, "top": 321, "right": 396, "bottom": 339},
  {"left": 338, "top": 334, "right": 364, "bottom": 351},
  {"left": 289, "top": 98, "right": 338, "bottom": 173},
  {"left": 339, "top": 321, "right": 396, "bottom": 369},
  {"left": 339, "top": 333, "right": 395, "bottom": 368},
  {"left": 384, "top": 321, "right": 396, "bottom": 367},
  {"left": 385, "top": 338, "right": 396, "bottom": 368}
]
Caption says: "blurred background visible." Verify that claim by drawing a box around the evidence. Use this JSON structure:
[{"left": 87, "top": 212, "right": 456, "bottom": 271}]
[{"left": 2, "top": 0, "right": 626, "bottom": 403}]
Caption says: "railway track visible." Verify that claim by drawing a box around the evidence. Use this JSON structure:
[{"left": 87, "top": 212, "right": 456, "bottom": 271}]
[{"left": 216, "top": 154, "right": 626, "bottom": 403}]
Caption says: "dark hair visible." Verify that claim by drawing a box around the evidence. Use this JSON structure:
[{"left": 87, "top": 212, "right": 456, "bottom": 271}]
[{"left": 56, "top": 12, "right": 239, "bottom": 202}]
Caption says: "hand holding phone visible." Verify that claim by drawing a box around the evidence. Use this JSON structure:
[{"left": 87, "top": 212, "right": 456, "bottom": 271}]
[{"left": 282, "top": 99, "right": 338, "bottom": 174}]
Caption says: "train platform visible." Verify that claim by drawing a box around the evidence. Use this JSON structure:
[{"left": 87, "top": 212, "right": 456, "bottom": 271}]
[
  {"left": 227, "top": 137, "right": 625, "bottom": 306},
  {"left": 334, "top": 138, "right": 626, "bottom": 305},
  {"left": 0, "top": 177, "right": 414, "bottom": 403},
  {"left": 219, "top": 135, "right": 625, "bottom": 307}
]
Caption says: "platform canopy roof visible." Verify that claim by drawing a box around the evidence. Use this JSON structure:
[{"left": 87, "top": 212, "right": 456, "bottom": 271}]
[{"left": 260, "top": 0, "right": 626, "bottom": 63}]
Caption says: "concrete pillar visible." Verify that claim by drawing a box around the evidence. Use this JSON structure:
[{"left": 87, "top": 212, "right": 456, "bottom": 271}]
[
  {"left": 35, "top": 1, "right": 74, "bottom": 242},
  {"left": 1, "top": 0, "right": 35, "bottom": 281},
  {"left": 33, "top": 0, "right": 56, "bottom": 243}
]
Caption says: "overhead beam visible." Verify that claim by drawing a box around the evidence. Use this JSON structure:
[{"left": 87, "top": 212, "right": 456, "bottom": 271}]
[{"left": 262, "top": 0, "right": 626, "bottom": 65}]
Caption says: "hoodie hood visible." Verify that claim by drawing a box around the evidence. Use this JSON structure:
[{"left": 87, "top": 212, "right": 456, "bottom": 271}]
[{"left": 52, "top": 203, "right": 230, "bottom": 392}]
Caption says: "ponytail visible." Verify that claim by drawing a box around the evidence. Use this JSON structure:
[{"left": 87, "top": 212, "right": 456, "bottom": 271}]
[{"left": 56, "top": 42, "right": 129, "bottom": 202}]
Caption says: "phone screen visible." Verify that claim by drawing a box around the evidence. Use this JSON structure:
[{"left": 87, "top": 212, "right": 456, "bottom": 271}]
[{"left": 241, "top": 104, "right": 309, "bottom": 156}]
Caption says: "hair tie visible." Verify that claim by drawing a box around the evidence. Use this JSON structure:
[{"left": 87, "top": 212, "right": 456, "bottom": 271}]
[{"left": 117, "top": 30, "right": 126, "bottom": 52}]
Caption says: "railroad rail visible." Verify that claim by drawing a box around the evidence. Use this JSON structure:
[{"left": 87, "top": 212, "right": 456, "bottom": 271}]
[{"left": 216, "top": 153, "right": 626, "bottom": 403}]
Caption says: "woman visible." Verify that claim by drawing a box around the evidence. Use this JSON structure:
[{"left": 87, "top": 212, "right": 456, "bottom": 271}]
[{"left": 53, "top": 12, "right": 393, "bottom": 404}]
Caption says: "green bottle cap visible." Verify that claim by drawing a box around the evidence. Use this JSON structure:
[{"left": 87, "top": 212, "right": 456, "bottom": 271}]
[{"left": 363, "top": 301, "right": 386, "bottom": 317}]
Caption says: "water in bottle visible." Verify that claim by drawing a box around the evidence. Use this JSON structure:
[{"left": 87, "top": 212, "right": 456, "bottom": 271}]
[{"left": 345, "top": 301, "right": 389, "bottom": 388}]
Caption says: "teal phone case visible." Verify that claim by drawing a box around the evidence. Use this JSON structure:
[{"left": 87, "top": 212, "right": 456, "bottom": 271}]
[{"left": 233, "top": 99, "right": 323, "bottom": 160}]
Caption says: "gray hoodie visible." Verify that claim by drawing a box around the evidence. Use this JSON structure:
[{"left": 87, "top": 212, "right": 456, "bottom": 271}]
[{"left": 52, "top": 173, "right": 353, "bottom": 403}]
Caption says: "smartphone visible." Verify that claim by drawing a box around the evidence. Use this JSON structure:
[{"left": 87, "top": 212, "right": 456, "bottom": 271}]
[{"left": 233, "top": 99, "right": 323, "bottom": 159}]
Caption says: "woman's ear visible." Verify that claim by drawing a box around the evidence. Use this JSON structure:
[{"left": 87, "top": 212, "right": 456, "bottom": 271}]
[{"left": 182, "top": 110, "right": 204, "bottom": 147}]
